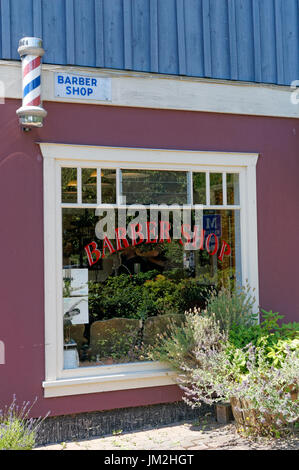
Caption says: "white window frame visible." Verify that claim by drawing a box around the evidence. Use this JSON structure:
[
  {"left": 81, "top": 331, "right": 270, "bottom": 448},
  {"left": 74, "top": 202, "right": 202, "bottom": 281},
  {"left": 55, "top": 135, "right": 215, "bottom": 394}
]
[{"left": 39, "top": 143, "right": 259, "bottom": 398}]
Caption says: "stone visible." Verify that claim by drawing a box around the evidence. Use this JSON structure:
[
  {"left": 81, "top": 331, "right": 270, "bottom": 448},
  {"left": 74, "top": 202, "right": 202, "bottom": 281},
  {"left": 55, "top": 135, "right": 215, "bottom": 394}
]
[
  {"left": 143, "top": 314, "right": 185, "bottom": 346},
  {"left": 90, "top": 318, "right": 141, "bottom": 361}
]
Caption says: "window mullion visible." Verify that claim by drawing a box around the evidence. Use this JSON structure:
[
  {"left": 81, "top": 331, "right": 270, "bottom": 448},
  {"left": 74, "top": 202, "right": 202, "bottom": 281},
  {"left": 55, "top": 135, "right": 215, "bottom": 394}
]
[
  {"left": 187, "top": 171, "right": 193, "bottom": 205},
  {"left": 223, "top": 172, "right": 227, "bottom": 206},
  {"left": 116, "top": 168, "right": 122, "bottom": 205},
  {"left": 97, "top": 168, "right": 102, "bottom": 205},
  {"left": 77, "top": 167, "right": 82, "bottom": 204},
  {"left": 206, "top": 172, "right": 210, "bottom": 206}
]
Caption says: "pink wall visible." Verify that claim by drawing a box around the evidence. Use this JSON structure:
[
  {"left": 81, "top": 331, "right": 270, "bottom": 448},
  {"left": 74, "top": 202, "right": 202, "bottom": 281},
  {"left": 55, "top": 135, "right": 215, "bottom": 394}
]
[{"left": 0, "top": 99, "right": 298, "bottom": 417}]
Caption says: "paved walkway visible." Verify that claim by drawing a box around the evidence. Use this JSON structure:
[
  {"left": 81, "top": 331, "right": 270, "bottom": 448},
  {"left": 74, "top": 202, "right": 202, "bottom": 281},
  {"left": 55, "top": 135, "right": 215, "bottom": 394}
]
[{"left": 36, "top": 414, "right": 299, "bottom": 450}]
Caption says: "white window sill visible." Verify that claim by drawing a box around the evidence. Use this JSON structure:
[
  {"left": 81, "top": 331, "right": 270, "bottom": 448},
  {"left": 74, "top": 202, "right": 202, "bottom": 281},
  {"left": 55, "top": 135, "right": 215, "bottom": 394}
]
[{"left": 43, "top": 364, "right": 177, "bottom": 398}]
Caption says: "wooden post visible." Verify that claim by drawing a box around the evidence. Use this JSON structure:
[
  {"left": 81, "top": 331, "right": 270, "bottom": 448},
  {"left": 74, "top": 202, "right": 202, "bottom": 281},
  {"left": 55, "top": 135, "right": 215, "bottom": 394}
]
[{"left": 215, "top": 403, "right": 234, "bottom": 424}]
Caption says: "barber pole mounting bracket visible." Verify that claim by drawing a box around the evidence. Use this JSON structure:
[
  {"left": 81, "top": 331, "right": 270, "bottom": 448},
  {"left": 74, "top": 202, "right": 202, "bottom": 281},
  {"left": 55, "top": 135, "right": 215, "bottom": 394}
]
[{"left": 16, "top": 37, "right": 47, "bottom": 128}]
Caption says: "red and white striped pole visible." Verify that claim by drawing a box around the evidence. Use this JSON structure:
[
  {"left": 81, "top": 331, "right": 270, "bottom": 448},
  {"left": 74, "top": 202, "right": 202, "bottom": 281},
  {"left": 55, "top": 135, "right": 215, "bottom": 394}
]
[{"left": 16, "top": 37, "right": 47, "bottom": 128}]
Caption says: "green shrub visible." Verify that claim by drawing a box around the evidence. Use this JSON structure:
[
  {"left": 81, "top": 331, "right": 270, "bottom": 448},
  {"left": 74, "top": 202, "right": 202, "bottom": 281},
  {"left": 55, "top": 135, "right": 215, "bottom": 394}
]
[
  {"left": 88, "top": 273, "right": 156, "bottom": 320},
  {"left": 229, "top": 309, "right": 299, "bottom": 367},
  {"left": 228, "top": 323, "right": 264, "bottom": 349},
  {"left": 88, "top": 272, "right": 213, "bottom": 321},
  {"left": 260, "top": 309, "right": 299, "bottom": 338}
]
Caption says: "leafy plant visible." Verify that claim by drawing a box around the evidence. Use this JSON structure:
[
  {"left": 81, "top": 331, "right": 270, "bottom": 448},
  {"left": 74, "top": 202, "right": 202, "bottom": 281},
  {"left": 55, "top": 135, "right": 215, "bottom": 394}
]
[
  {"left": 219, "top": 346, "right": 299, "bottom": 437},
  {"left": 260, "top": 309, "right": 299, "bottom": 339},
  {"left": 257, "top": 336, "right": 299, "bottom": 368},
  {"left": 228, "top": 323, "right": 264, "bottom": 349},
  {"left": 229, "top": 309, "right": 299, "bottom": 367},
  {"left": 88, "top": 272, "right": 213, "bottom": 322},
  {"left": 260, "top": 309, "right": 284, "bottom": 332}
]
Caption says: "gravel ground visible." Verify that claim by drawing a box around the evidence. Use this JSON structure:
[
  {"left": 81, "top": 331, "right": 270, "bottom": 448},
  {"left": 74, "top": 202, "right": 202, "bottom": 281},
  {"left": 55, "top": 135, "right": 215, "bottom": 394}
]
[{"left": 35, "top": 413, "right": 299, "bottom": 451}]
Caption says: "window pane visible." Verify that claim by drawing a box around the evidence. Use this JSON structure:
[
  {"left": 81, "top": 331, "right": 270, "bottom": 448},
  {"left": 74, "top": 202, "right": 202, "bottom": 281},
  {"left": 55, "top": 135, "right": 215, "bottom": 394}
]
[
  {"left": 210, "top": 173, "right": 223, "bottom": 205},
  {"left": 227, "top": 173, "right": 240, "bottom": 205},
  {"left": 62, "top": 206, "right": 242, "bottom": 370},
  {"left": 61, "top": 168, "right": 77, "bottom": 203},
  {"left": 102, "top": 169, "right": 116, "bottom": 204},
  {"left": 82, "top": 168, "right": 97, "bottom": 204},
  {"left": 201, "top": 209, "right": 242, "bottom": 287},
  {"left": 193, "top": 172, "right": 206, "bottom": 205},
  {"left": 121, "top": 170, "right": 188, "bottom": 205}
]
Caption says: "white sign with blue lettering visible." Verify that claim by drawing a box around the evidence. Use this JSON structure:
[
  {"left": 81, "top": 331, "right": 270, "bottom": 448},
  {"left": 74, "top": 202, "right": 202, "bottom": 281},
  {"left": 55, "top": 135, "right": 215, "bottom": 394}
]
[{"left": 55, "top": 73, "right": 112, "bottom": 101}]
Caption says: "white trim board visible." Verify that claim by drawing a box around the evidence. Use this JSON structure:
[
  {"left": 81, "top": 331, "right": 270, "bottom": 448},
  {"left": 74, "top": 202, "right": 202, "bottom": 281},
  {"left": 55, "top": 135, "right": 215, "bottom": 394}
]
[
  {"left": 40, "top": 143, "right": 259, "bottom": 398},
  {"left": 39, "top": 142, "right": 258, "bottom": 168},
  {"left": 1, "top": 60, "right": 299, "bottom": 119},
  {"left": 43, "top": 364, "right": 177, "bottom": 398}
]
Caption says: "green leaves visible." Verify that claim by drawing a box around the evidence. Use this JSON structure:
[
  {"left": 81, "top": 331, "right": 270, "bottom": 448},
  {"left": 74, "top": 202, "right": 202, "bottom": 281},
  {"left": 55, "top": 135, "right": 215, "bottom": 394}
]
[
  {"left": 260, "top": 309, "right": 284, "bottom": 332},
  {"left": 88, "top": 272, "right": 213, "bottom": 321}
]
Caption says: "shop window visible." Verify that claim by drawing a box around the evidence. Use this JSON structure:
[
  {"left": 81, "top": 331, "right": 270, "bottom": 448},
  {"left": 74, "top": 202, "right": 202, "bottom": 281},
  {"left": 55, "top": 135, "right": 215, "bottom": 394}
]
[
  {"left": 61, "top": 168, "right": 242, "bottom": 369},
  {"left": 40, "top": 144, "right": 259, "bottom": 397}
]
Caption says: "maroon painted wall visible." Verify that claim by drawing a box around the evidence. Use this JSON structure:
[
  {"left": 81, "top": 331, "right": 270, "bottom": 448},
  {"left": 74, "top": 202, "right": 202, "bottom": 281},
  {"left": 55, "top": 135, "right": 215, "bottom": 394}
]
[{"left": 0, "top": 99, "right": 298, "bottom": 417}]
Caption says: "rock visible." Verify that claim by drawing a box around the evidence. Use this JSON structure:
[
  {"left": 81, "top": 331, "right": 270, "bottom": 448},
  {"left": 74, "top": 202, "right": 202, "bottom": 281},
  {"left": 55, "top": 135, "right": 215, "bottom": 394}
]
[
  {"left": 90, "top": 318, "right": 141, "bottom": 361},
  {"left": 143, "top": 314, "right": 185, "bottom": 346}
]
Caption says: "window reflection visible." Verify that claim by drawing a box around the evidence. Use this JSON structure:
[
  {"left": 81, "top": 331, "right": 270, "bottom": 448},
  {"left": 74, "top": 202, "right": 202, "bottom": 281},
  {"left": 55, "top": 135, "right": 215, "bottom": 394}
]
[
  {"left": 62, "top": 208, "right": 241, "bottom": 369},
  {"left": 210, "top": 173, "right": 223, "bottom": 205},
  {"left": 227, "top": 173, "right": 240, "bottom": 205},
  {"left": 102, "top": 169, "right": 116, "bottom": 204},
  {"left": 121, "top": 170, "right": 188, "bottom": 205},
  {"left": 82, "top": 169, "right": 97, "bottom": 203},
  {"left": 61, "top": 168, "right": 77, "bottom": 203},
  {"left": 193, "top": 172, "right": 206, "bottom": 205}
]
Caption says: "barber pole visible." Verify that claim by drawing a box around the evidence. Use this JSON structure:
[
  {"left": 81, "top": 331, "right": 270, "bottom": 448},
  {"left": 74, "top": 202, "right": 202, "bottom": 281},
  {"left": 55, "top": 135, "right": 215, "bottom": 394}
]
[{"left": 16, "top": 37, "right": 47, "bottom": 128}]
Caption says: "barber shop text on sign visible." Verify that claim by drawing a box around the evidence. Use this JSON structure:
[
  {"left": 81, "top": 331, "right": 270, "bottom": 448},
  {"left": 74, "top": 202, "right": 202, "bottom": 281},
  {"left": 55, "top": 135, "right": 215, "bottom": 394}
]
[{"left": 55, "top": 73, "right": 112, "bottom": 101}]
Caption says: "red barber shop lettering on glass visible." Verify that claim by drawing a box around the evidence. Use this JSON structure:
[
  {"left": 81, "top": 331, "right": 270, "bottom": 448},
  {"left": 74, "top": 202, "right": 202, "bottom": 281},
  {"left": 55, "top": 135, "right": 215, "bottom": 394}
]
[
  {"left": 61, "top": 168, "right": 241, "bottom": 370},
  {"left": 84, "top": 222, "right": 232, "bottom": 266}
]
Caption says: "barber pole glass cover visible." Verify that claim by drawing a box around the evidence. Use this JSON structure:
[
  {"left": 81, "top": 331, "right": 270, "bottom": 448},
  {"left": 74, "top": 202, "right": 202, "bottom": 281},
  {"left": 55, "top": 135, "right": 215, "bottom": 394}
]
[{"left": 16, "top": 37, "right": 47, "bottom": 127}]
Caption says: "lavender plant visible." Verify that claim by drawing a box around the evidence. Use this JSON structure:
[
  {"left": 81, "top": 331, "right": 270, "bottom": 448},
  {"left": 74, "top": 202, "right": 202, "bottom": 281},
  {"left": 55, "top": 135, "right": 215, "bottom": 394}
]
[
  {"left": 0, "top": 396, "right": 49, "bottom": 450},
  {"left": 205, "top": 283, "right": 258, "bottom": 333},
  {"left": 147, "top": 309, "right": 227, "bottom": 372}
]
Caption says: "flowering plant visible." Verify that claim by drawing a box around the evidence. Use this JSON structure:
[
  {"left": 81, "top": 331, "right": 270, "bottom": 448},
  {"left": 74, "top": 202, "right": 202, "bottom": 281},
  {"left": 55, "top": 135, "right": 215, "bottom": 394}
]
[
  {"left": 0, "top": 396, "right": 49, "bottom": 450},
  {"left": 220, "top": 346, "right": 299, "bottom": 436},
  {"left": 147, "top": 309, "right": 227, "bottom": 373},
  {"left": 150, "top": 308, "right": 299, "bottom": 437}
]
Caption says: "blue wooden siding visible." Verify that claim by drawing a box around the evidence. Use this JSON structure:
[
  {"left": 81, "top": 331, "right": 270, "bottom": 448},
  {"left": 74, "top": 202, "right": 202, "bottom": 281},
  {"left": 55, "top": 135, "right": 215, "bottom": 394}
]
[{"left": 0, "top": 0, "right": 298, "bottom": 85}]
